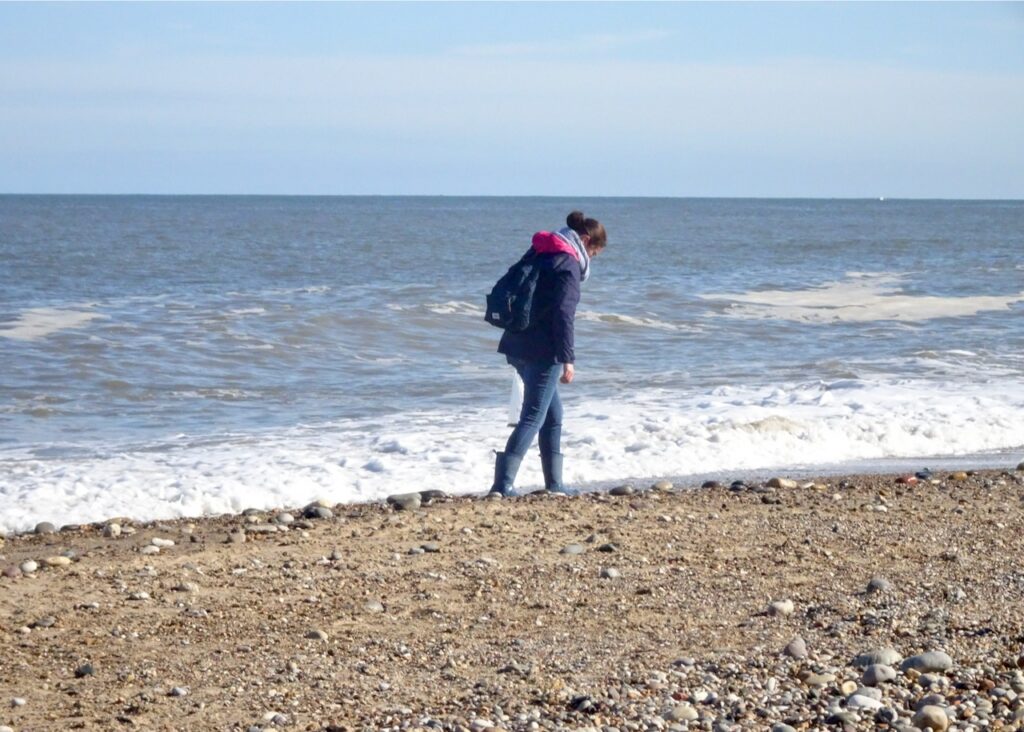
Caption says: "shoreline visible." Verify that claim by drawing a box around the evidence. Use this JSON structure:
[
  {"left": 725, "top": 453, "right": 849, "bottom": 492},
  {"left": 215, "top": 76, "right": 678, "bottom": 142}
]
[
  {"left": 2, "top": 453, "right": 1021, "bottom": 539},
  {"left": 2, "top": 465, "right": 1024, "bottom": 730}
]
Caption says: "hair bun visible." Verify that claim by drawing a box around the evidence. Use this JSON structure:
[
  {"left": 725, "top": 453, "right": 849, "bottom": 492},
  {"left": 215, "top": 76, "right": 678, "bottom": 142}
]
[{"left": 566, "top": 210, "right": 586, "bottom": 230}]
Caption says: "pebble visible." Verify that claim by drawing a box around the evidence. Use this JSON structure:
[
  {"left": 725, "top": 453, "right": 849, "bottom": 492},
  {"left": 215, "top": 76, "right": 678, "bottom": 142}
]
[
  {"left": 34, "top": 521, "right": 56, "bottom": 534},
  {"left": 169, "top": 686, "right": 189, "bottom": 697},
  {"left": 560, "top": 544, "right": 585, "bottom": 555},
  {"left": 610, "top": 484, "right": 635, "bottom": 496},
  {"left": 853, "top": 686, "right": 883, "bottom": 701},
  {"left": 902, "top": 651, "right": 954, "bottom": 673},
  {"left": 913, "top": 705, "right": 950, "bottom": 731},
  {"left": 245, "top": 524, "right": 279, "bottom": 534},
  {"left": 304, "top": 506, "right": 333, "bottom": 520},
  {"left": 151, "top": 537, "right": 175, "bottom": 548},
  {"left": 665, "top": 703, "right": 699, "bottom": 722},
  {"left": 2, "top": 566, "right": 20, "bottom": 579},
  {"left": 600, "top": 567, "right": 621, "bottom": 579},
  {"left": 103, "top": 523, "right": 122, "bottom": 538},
  {"left": 803, "top": 672, "right": 835, "bottom": 686},
  {"left": 20, "top": 560, "right": 38, "bottom": 574},
  {"left": 768, "top": 599, "right": 794, "bottom": 616},
  {"left": 74, "top": 663, "right": 95, "bottom": 678},
  {"left": 848, "top": 693, "right": 884, "bottom": 711},
  {"left": 32, "top": 616, "right": 56, "bottom": 628},
  {"left": 363, "top": 601, "right": 385, "bottom": 614},
  {"left": 784, "top": 636, "right": 807, "bottom": 659},
  {"left": 44, "top": 556, "right": 71, "bottom": 567},
  {"left": 140, "top": 546, "right": 161, "bottom": 555},
  {"left": 129, "top": 592, "right": 150, "bottom": 601},
  {"left": 915, "top": 693, "right": 946, "bottom": 711},
  {"left": 651, "top": 480, "right": 674, "bottom": 491},
  {"left": 1, "top": 725, "right": 14, "bottom": 732},
  {"left": 420, "top": 542, "right": 441, "bottom": 553},
  {"left": 896, "top": 475, "right": 919, "bottom": 485},
  {"left": 11, "top": 697, "right": 26, "bottom": 707},
  {"left": 273, "top": 512, "right": 295, "bottom": 525},
  {"left": 949, "top": 471, "right": 968, "bottom": 481},
  {"left": 867, "top": 576, "right": 893, "bottom": 593},
  {"left": 305, "top": 629, "right": 329, "bottom": 641},
  {"left": 854, "top": 647, "right": 902, "bottom": 667},
  {"left": 863, "top": 663, "right": 897, "bottom": 685},
  {"left": 386, "top": 492, "right": 421, "bottom": 511},
  {"left": 597, "top": 543, "right": 618, "bottom": 552},
  {"left": 173, "top": 582, "right": 199, "bottom": 593},
  {"left": 228, "top": 531, "right": 247, "bottom": 544},
  {"left": 767, "top": 477, "right": 797, "bottom": 489},
  {"left": 702, "top": 480, "right": 722, "bottom": 489}
]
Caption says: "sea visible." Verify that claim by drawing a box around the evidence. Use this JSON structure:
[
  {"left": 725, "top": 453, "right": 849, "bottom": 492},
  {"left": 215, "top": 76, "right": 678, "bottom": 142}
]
[{"left": 2, "top": 196, "right": 1023, "bottom": 533}]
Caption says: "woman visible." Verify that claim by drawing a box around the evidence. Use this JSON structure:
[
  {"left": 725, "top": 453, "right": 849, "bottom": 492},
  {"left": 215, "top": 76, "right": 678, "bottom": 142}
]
[{"left": 491, "top": 211, "right": 608, "bottom": 496}]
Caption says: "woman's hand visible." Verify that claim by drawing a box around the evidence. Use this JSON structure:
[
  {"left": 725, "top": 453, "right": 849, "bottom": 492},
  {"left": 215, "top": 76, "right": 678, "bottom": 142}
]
[{"left": 560, "top": 363, "right": 575, "bottom": 384}]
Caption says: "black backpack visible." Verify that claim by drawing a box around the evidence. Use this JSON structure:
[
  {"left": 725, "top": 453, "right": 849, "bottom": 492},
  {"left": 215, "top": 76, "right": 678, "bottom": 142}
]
[{"left": 484, "top": 250, "right": 543, "bottom": 332}]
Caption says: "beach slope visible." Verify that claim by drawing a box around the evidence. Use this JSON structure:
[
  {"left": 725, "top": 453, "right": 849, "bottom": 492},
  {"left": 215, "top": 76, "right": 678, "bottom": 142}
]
[{"left": 2, "top": 468, "right": 1024, "bottom": 730}]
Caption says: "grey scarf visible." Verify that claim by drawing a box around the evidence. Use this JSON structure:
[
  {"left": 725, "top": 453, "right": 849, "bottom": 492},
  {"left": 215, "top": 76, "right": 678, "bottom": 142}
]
[{"left": 554, "top": 227, "right": 590, "bottom": 283}]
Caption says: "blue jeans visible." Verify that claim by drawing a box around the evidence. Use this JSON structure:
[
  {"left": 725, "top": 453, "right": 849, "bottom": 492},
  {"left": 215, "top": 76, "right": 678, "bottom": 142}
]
[{"left": 503, "top": 358, "right": 563, "bottom": 459}]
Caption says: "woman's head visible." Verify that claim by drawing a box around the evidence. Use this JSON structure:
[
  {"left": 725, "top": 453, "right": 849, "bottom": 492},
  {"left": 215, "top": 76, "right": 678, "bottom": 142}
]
[{"left": 567, "top": 210, "right": 607, "bottom": 256}]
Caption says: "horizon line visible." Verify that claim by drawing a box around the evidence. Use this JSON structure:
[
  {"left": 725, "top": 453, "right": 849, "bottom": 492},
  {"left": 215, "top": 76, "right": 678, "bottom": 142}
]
[{"left": 2, "top": 193, "right": 1023, "bottom": 202}]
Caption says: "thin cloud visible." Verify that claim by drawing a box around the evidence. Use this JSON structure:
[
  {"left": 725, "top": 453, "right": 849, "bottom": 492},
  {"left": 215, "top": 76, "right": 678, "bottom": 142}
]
[{"left": 450, "top": 30, "right": 671, "bottom": 58}]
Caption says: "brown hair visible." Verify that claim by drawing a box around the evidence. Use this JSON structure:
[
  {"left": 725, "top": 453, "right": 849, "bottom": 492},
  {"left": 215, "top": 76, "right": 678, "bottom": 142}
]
[{"left": 566, "top": 210, "right": 607, "bottom": 250}]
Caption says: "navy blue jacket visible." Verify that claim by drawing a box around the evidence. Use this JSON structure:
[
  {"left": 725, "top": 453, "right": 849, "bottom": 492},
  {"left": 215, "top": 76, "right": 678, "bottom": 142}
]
[{"left": 498, "top": 251, "right": 581, "bottom": 365}]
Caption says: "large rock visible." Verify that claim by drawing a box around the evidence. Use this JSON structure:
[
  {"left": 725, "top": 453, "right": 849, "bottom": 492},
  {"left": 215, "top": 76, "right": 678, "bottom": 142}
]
[
  {"left": 387, "top": 493, "right": 421, "bottom": 511},
  {"left": 901, "top": 651, "right": 953, "bottom": 673}
]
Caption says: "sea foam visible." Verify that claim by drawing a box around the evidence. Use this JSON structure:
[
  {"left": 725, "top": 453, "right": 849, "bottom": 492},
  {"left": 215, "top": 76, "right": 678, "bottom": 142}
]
[
  {"left": 1, "top": 375, "right": 1021, "bottom": 534},
  {"left": 0, "top": 306, "right": 106, "bottom": 341},
  {"left": 701, "top": 272, "right": 1024, "bottom": 323}
]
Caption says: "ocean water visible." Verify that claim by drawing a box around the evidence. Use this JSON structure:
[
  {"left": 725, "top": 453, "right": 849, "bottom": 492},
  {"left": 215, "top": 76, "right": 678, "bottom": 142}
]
[{"left": 1, "top": 196, "right": 1022, "bottom": 533}]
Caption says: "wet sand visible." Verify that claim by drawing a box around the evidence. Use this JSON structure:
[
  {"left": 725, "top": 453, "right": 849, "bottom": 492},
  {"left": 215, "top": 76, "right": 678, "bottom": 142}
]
[{"left": 2, "top": 467, "right": 1023, "bottom": 731}]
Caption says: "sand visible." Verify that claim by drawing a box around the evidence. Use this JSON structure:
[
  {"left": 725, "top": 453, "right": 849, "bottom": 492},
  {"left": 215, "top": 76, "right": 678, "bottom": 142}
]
[{"left": 2, "top": 467, "right": 1023, "bottom": 731}]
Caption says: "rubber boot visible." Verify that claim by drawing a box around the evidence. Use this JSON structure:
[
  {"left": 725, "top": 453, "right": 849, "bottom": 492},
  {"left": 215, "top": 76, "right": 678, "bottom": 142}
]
[
  {"left": 489, "top": 451, "right": 523, "bottom": 497},
  {"left": 541, "top": 451, "right": 565, "bottom": 493}
]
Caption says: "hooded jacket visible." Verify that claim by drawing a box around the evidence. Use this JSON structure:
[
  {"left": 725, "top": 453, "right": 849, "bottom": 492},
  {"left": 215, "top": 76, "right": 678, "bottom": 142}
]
[{"left": 497, "top": 231, "right": 583, "bottom": 365}]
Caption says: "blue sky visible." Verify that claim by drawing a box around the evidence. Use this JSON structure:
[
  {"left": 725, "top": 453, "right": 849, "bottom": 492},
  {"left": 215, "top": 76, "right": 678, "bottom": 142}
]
[{"left": 1, "top": 2, "right": 1022, "bottom": 197}]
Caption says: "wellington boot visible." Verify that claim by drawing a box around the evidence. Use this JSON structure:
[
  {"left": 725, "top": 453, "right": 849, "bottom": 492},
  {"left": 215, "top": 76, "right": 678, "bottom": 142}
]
[
  {"left": 541, "top": 451, "right": 565, "bottom": 493},
  {"left": 490, "top": 451, "right": 523, "bottom": 497}
]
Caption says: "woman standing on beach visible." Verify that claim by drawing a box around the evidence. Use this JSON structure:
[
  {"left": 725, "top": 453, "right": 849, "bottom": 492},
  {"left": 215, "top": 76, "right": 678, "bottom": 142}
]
[{"left": 490, "top": 211, "right": 608, "bottom": 496}]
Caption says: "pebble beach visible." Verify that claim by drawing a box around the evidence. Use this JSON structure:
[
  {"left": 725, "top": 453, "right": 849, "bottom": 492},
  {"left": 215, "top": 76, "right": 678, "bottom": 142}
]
[{"left": 2, "top": 466, "right": 1024, "bottom": 732}]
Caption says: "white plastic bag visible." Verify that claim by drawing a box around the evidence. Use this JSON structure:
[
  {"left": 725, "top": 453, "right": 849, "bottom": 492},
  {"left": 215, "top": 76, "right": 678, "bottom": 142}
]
[{"left": 507, "top": 368, "right": 524, "bottom": 426}]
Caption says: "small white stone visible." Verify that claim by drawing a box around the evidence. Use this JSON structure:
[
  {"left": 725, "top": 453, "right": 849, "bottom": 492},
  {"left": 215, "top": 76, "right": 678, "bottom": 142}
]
[
  {"left": 769, "top": 599, "right": 795, "bottom": 616},
  {"left": 140, "top": 546, "right": 160, "bottom": 555},
  {"left": 11, "top": 696, "right": 27, "bottom": 707},
  {"left": 19, "top": 560, "right": 38, "bottom": 574},
  {"left": 151, "top": 537, "right": 175, "bottom": 548},
  {"left": 848, "top": 694, "right": 884, "bottom": 711}
]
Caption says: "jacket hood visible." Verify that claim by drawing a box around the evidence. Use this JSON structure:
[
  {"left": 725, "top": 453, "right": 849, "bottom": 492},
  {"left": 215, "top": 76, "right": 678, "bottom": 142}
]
[{"left": 531, "top": 231, "right": 580, "bottom": 260}]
